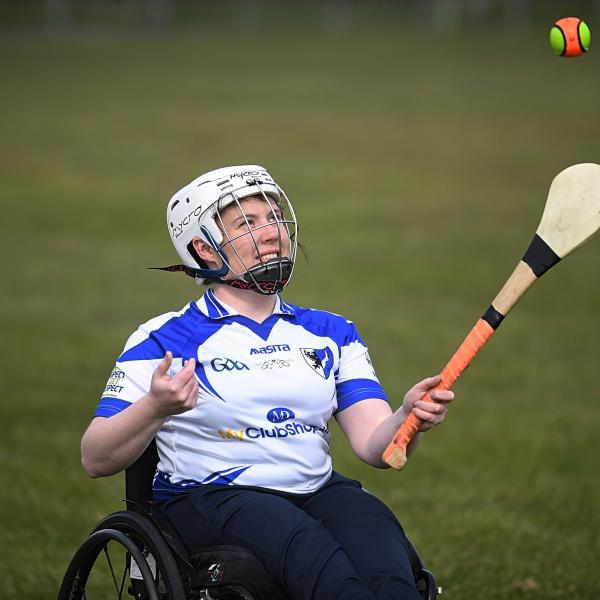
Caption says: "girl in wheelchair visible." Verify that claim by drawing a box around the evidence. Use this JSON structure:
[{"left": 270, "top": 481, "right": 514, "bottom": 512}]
[{"left": 80, "top": 165, "right": 453, "bottom": 599}]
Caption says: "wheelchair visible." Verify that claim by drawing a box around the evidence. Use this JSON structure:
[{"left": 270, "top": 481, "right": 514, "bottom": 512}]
[{"left": 58, "top": 440, "right": 441, "bottom": 599}]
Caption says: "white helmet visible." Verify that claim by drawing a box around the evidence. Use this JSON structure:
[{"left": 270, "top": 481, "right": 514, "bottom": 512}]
[{"left": 164, "top": 165, "right": 298, "bottom": 295}]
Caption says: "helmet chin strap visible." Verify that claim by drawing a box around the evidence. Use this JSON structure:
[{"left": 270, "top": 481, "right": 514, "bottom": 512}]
[{"left": 224, "top": 277, "right": 287, "bottom": 295}]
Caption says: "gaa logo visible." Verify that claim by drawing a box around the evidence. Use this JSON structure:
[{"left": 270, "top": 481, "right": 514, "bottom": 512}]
[
  {"left": 210, "top": 358, "right": 250, "bottom": 372},
  {"left": 267, "top": 407, "right": 295, "bottom": 423}
]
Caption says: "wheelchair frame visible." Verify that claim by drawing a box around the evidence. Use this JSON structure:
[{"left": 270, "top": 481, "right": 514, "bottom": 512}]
[{"left": 58, "top": 440, "right": 441, "bottom": 599}]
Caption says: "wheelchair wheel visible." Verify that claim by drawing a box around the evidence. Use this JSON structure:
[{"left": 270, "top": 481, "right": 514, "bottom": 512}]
[
  {"left": 58, "top": 510, "right": 187, "bottom": 600},
  {"left": 404, "top": 535, "right": 441, "bottom": 600}
]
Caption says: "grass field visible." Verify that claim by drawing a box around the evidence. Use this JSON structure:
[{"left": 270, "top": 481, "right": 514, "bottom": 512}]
[{"left": 1, "top": 16, "right": 599, "bottom": 600}]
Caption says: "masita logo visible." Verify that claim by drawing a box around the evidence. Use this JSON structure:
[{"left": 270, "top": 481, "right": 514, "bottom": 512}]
[
  {"left": 267, "top": 407, "right": 295, "bottom": 423},
  {"left": 250, "top": 344, "right": 291, "bottom": 355}
]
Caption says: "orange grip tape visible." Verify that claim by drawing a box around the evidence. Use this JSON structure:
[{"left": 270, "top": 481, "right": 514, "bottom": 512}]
[{"left": 382, "top": 318, "right": 495, "bottom": 470}]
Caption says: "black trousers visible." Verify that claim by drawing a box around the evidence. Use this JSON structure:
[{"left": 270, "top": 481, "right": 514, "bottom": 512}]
[{"left": 161, "top": 472, "right": 420, "bottom": 600}]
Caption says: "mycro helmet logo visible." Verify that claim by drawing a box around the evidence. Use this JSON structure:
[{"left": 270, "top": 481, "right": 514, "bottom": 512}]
[{"left": 267, "top": 407, "right": 295, "bottom": 423}]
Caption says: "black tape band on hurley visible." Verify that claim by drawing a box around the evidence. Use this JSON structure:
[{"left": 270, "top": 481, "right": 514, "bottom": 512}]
[
  {"left": 522, "top": 234, "right": 561, "bottom": 278},
  {"left": 482, "top": 305, "right": 505, "bottom": 330}
]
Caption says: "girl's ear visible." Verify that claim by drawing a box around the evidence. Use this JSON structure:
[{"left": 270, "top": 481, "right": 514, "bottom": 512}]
[{"left": 192, "top": 238, "right": 219, "bottom": 268}]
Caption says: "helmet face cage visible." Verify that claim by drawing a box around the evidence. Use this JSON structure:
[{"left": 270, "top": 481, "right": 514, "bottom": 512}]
[{"left": 210, "top": 179, "right": 298, "bottom": 295}]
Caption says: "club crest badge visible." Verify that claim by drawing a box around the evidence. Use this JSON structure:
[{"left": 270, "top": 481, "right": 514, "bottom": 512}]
[{"left": 300, "top": 347, "right": 334, "bottom": 379}]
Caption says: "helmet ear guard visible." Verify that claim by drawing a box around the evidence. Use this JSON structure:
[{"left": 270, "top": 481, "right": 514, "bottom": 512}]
[{"left": 184, "top": 237, "right": 229, "bottom": 280}]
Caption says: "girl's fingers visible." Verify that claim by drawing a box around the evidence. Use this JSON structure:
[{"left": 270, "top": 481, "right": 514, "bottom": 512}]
[
  {"left": 154, "top": 351, "right": 173, "bottom": 377},
  {"left": 429, "top": 389, "right": 454, "bottom": 403},
  {"left": 175, "top": 358, "right": 196, "bottom": 383}
]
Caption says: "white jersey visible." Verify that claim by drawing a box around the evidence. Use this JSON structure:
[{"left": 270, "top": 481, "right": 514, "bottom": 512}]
[{"left": 96, "top": 289, "right": 388, "bottom": 499}]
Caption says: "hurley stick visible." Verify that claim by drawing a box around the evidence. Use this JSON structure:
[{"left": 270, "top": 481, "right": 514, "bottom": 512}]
[{"left": 383, "top": 163, "right": 600, "bottom": 470}]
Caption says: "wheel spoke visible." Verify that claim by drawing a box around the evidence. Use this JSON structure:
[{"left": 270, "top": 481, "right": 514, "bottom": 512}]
[
  {"left": 102, "top": 543, "right": 123, "bottom": 598},
  {"left": 118, "top": 556, "right": 128, "bottom": 600}
]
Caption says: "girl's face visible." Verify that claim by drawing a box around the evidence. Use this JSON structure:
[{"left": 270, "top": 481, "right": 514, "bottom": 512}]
[{"left": 198, "top": 196, "right": 291, "bottom": 277}]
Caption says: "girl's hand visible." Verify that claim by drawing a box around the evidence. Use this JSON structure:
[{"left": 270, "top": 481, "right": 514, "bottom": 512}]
[
  {"left": 401, "top": 375, "right": 454, "bottom": 432},
  {"left": 147, "top": 351, "right": 199, "bottom": 418}
]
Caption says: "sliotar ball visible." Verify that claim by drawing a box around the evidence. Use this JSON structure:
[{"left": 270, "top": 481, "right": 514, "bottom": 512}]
[{"left": 550, "top": 17, "right": 591, "bottom": 57}]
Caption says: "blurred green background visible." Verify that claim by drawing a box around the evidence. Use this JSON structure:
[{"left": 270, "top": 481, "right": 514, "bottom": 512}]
[{"left": 1, "top": 1, "right": 599, "bottom": 598}]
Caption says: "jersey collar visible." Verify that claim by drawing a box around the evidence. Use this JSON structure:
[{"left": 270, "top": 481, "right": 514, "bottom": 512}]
[{"left": 197, "top": 288, "right": 296, "bottom": 320}]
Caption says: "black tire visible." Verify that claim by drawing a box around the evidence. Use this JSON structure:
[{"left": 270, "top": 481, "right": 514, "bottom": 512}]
[
  {"left": 58, "top": 511, "right": 187, "bottom": 600},
  {"left": 419, "top": 569, "right": 439, "bottom": 600},
  {"left": 404, "top": 535, "right": 439, "bottom": 600}
]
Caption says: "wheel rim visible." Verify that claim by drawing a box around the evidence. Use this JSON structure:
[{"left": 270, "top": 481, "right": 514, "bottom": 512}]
[{"left": 59, "top": 528, "right": 161, "bottom": 600}]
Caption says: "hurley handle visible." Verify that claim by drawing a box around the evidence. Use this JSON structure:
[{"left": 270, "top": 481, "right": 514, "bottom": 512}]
[{"left": 382, "top": 318, "right": 496, "bottom": 470}]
